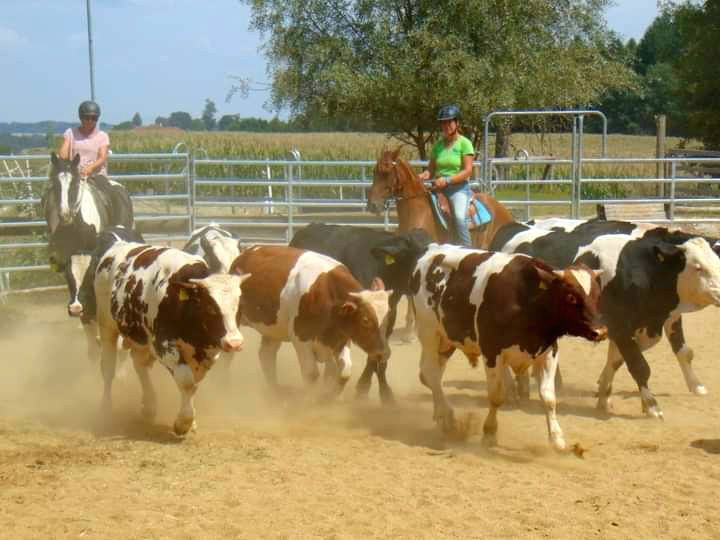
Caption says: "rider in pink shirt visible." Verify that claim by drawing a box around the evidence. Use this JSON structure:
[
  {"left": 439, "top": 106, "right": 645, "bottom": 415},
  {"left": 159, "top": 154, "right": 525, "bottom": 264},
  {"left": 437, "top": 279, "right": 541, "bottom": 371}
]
[{"left": 58, "top": 100, "right": 110, "bottom": 178}]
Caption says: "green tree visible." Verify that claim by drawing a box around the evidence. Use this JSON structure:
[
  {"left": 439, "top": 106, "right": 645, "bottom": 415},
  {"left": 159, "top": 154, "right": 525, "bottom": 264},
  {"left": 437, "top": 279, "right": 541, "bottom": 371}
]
[
  {"left": 190, "top": 118, "right": 206, "bottom": 131},
  {"left": 241, "top": 0, "right": 633, "bottom": 158},
  {"left": 671, "top": 0, "right": 720, "bottom": 148},
  {"left": 218, "top": 114, "right": 239, "bottom": 131},
  {"left": 132, "top": 112, "right": 143, "bottom": 127},
  {"left": 113, "top": 121, "right": 135, "bottom": 130},
  {"left": 167, "top": 111, "right": 193, "bottom": 130},
  {"left": 202, "top": 99, "right": 217, "bottom": 130}
]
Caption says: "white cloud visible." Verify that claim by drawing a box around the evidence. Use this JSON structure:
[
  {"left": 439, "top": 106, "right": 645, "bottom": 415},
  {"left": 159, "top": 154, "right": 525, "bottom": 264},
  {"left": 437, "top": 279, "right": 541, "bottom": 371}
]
[{"left": 0, "top": 26, "right": 26, "bottom": 50}]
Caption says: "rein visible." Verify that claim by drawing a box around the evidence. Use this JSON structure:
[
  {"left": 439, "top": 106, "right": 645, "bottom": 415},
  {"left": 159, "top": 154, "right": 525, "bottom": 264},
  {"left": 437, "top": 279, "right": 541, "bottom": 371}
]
[{"left": 388, "top": 161, "right": 427, "bottom": 204}]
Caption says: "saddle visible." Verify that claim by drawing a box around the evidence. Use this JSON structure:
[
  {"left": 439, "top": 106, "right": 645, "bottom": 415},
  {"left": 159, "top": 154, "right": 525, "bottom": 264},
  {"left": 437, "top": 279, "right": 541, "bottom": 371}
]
[{"left": 429, "top": 189, "right": 492, "bottom": 231}]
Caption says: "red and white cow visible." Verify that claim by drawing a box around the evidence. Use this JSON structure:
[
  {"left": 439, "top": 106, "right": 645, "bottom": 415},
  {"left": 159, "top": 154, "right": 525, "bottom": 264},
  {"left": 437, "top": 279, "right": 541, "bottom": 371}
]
[
  {"left": 229, "top": 245, "right": 392, "bottom": 397},
  {"left": 94, "top": 240, "right": 248, "bottom": 435},
  {"left": 411, "top": 244, "right": 607, "bottom": 450}
]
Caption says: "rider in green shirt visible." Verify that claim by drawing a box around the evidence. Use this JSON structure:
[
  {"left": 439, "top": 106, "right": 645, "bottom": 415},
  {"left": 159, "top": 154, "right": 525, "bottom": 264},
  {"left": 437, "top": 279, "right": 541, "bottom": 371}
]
[{"left": 418, "top": 104, "right": 475, "bottom": 246}]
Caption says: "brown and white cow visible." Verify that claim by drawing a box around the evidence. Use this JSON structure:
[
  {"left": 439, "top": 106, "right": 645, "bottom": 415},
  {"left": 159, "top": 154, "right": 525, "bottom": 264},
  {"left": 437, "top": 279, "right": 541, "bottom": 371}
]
[
  {"left": 94, "top": 240, "right": 248, "bottom": 435},
  {"left": 411, "top": 244, "right": 606, "bottom": 450},
  {"left": 229, "top": 245, "right": 392, "bottom": 398}
]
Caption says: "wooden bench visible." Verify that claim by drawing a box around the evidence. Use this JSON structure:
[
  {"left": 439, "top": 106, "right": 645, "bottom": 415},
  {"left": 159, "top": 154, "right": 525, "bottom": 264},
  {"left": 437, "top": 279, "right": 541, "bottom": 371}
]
[{"left": 596, "top": 202, "right": 670, "bottom": 222}]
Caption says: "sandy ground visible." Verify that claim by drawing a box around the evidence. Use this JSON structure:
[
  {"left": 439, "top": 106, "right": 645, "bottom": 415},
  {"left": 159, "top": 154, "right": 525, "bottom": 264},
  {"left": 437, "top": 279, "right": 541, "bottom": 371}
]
[{"left": 2, "top": 292, "right": 720, "bottom": 539}]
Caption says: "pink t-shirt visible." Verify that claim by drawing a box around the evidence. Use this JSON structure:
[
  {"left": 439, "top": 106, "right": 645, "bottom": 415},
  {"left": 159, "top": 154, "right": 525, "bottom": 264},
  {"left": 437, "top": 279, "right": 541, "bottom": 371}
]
[{"left": 64, "top": 127, "right": 110, "bottom": 176}]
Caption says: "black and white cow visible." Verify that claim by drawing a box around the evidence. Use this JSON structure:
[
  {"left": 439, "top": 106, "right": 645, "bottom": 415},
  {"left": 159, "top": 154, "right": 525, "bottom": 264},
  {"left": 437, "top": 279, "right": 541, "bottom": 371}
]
[
  {"left": 412, "top": 244, "right": 606, "bottom": 450},
  {"left": 182, "top": 224, "right": 244, "bottom": 371},
  {"left": 289, "top": 223, "right": 431, "bottom": 403},
  {"left": 529, "top": 216, "right": 720, "bottom": 397},
  {"left": 183, "top": 224, "right": 243, "bottom": 274},
  {"left": 490, "top": 220, "right": 720, "bottom": 417},
  {"left": 94, "top": 238, "right": 249, "bottom": 435}
]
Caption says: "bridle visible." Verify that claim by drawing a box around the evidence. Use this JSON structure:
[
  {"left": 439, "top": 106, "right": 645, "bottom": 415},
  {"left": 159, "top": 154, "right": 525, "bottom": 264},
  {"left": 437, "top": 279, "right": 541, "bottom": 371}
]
[
  {"left": 383, "top": 160, "right": 427, "bottom": 208},
  {"left": 54, "top": 168, "right": 87, "bottom": 223}
]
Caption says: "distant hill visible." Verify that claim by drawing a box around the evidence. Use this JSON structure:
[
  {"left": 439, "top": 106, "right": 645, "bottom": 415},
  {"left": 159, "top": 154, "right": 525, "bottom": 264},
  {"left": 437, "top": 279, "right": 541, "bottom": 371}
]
[{"left": 0, "top": 121, "right": 113, "bottom": 134}]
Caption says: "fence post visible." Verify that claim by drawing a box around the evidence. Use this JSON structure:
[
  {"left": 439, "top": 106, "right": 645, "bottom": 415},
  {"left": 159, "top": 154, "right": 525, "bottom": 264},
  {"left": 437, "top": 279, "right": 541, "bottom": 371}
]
[
  {"left": 189, "top": 153, "right": 196, "bottom": 233},
  {"left": 670, "top": 161, "right": 676, "bottom": 222},
  {"left": 287, "top": 162, "right": 294, "bottom": 242},
  {"left": 571, "top": 117, "right": 578, "bottom": 218},
  {"left": 577, "top": 114, "right": 584, "bottom": 219},
  {"left": 656, "top": 114, "right": 667, "bottom": 197}
]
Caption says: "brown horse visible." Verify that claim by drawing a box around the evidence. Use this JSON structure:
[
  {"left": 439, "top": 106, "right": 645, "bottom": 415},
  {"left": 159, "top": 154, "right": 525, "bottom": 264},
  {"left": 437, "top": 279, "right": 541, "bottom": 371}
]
[{"left": 366, "top": 148, "right": 515, "bottom": 248}]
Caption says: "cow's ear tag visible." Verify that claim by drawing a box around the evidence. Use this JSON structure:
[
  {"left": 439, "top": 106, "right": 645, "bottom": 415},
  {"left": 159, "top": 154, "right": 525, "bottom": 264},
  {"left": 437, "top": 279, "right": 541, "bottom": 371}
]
[
  {"left": 50, "top": 261, "right": 59, "bottom": 272},
  {"left": 539, "top": 281, "right": 548, "bottom": 290},
  {"left": 656, "top": 252, "right": 664, "bottom": 262},
  {"left": 385, "top": 254, "right": 395, "bottom": 265},
  {"left": 179, "top": 289, "right": 190, "bottom": 301}
]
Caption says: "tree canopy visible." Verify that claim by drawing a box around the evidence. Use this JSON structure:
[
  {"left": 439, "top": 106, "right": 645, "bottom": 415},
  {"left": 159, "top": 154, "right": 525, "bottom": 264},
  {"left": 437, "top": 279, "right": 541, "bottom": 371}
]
[
  {"left": 241, "top": 0, "right": 634, "bottom": 157},
  {"left": 671, "top": 0, "right": 720, "bottom": 148}
]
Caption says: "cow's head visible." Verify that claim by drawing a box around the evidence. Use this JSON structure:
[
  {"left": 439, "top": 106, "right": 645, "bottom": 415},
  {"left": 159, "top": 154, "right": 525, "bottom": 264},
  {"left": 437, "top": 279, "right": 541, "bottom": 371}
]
[
  {"left": 675, "top": 237, "right": 720, "bottom": 308},
  {"left": 336, "top": 282, "right": 393, "bottom": 362},
  {"left": 171, "top": 273, "right": 251, "bottom": 358},
  {"left": 200, "top": 234, "right": 243, "bottom": 274},
  {"left": 536, "top": 263, "right": 607, "bottom": 343},
  {"left": 50, "top": 152, "right": 84, "bottom": 225},
  {"left": 369, "top": 228, "right": 432, "bottom": 292}
]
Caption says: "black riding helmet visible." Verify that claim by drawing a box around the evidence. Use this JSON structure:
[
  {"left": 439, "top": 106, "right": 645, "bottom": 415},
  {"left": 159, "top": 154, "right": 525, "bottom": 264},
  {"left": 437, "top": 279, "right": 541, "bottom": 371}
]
[
  {"left": 78, "top": 100, "right": 101, "bottom": 118},
  {"left": 437, "top": 104, "right": 460, "bottom": 121}
]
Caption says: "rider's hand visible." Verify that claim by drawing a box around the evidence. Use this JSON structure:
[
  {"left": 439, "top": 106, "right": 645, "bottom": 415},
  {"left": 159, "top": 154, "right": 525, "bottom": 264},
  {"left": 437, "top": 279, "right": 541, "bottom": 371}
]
[
  {"left": 80, "top": 164, "right": 93, "bottom": 177},
  {"left": 418, "top": 170, "right": 431, "bottom": 182},
  {"left": 431, "top": 177, "right": 448, "bottom": 190}
]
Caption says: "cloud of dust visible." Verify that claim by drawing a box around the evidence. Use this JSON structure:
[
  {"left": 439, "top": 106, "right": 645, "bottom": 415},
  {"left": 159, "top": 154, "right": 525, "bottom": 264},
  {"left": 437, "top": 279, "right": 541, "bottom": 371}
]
[{"left": 0, "top": 295, "right": 584, "bottom": 463}]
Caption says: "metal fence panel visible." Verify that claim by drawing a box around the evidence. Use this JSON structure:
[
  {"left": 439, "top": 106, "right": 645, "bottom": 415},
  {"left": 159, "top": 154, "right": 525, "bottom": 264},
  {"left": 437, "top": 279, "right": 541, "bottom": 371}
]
[{"left": 4, "top": 150, "right": 720, "bottom": 293}]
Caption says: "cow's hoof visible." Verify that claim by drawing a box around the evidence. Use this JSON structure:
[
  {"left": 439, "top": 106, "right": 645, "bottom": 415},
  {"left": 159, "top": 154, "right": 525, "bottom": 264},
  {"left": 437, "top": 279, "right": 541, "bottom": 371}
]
[
  {"left": 141, "top": 405, "right": 157, "bottom": 422},
  {"left": 644, "top": 406, "right": 664, "bottom": 420},
  {"left": 692, "top": 384, "right": 708, "bottom": 396},
  {"left": 435, "top": 412, "right": 456, "bottom": 436},
  {"left": 550, "top": 435, "right": 567, "bottom": 452},
  {"left": 379, "top": 388, "right": 396, "bottom": 406},
  {"left": 482, "top": 433, "right": 498, "bottom": 448},
  {"left": 596, "top": 399, "right": 613, "bottom": 415},
  {"left": 173, "top": 417, "right": 196, "bottom": 436}
]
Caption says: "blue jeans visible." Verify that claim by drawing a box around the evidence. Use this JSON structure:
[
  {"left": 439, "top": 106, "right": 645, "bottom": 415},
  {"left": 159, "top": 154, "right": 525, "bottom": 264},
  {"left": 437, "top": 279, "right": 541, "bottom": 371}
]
[{"left": 443, "top": 182, "right": 472, "bottom": 247}]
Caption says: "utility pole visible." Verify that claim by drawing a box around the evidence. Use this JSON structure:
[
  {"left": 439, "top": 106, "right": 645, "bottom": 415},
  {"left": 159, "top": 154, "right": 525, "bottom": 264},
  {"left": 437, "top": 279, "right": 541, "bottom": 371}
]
[{"left": 86, "top": 0, "right": 96, "bottom": 100}]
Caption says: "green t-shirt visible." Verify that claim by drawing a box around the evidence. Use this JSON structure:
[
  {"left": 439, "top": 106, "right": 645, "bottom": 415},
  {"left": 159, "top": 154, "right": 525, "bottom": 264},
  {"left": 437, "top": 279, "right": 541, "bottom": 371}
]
[{"left": 430, "top": 135, "right": 474, "bottom": 178}]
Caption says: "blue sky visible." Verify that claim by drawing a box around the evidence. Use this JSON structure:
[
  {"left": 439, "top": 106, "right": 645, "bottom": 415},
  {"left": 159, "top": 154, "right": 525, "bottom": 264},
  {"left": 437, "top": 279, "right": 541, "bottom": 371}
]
[{"left": 1, "top": 0, "right": 661, "bottom": 124}]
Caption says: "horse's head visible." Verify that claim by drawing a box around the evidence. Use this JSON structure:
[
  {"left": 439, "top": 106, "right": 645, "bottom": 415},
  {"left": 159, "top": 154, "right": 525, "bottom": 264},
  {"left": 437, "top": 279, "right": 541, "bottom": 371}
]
[
  {"left": 50, "top": 152, "right": 84, "bottom": 225},
  {"left": 367, "top": 148, "right": 404, "bottom": 215}
]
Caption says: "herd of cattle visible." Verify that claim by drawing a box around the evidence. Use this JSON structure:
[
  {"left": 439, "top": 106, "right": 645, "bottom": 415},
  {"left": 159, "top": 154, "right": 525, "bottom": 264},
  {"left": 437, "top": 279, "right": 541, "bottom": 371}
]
[{"left": 40, "top": 153, "right": 720, "bottom": 451}]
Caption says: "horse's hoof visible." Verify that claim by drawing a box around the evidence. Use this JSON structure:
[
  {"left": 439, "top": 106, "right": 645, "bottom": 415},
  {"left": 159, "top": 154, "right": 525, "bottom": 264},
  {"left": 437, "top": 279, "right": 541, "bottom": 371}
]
[{"left": 173, "top": 417, "right": 196, "bottom": 436}]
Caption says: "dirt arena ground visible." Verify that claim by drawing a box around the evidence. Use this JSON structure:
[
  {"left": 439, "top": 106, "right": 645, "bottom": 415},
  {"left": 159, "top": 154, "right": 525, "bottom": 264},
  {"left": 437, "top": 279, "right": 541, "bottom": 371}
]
[{"left": 2, "top": 292, "right": 720, "bottom": 539}]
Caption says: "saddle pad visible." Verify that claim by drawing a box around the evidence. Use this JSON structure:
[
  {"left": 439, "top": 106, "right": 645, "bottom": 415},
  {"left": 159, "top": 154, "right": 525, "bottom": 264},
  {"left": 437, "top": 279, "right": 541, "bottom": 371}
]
[
  {"left": 472, "top": 199, "right": 492, "bottom": 225},
  {"left": 429, "top": 193, "right": 492, "bottom": 228}
]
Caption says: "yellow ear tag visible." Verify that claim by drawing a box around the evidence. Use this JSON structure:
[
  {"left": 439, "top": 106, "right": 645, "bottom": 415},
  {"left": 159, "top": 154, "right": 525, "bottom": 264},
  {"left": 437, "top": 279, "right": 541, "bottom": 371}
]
[
  {"left": 657, "top": 252, "right": 664, "bottom": 262},
  {"left": 179, "top": 289, "right": 189, "bottom": 301},
  {"left": 385, "top": 254, "right": 395, "bottom": 265},
  {"left": 50, "top": 262, "right": 59, "bottom": 272},
  {"left": 539, "top": 281, "right": 548, "bottom": 290}
]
